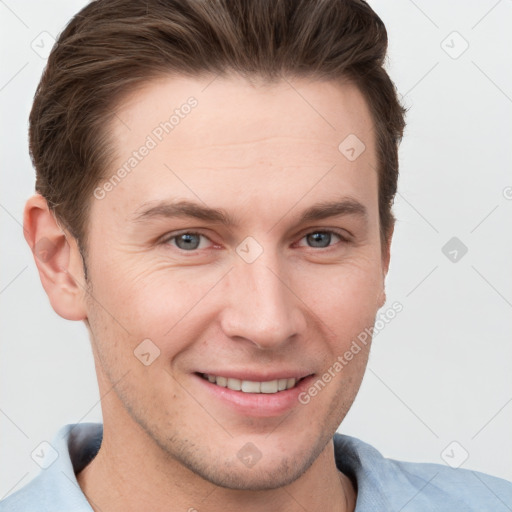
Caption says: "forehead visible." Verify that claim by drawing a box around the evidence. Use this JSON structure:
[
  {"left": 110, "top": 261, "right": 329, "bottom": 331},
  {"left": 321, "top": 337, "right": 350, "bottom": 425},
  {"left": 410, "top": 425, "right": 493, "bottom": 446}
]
[
  {"left": 97, "top": 74, "right": 378, "bottom": 222},
  {"left": 113, "top": 73, "right": 374, "bottom": 154}
]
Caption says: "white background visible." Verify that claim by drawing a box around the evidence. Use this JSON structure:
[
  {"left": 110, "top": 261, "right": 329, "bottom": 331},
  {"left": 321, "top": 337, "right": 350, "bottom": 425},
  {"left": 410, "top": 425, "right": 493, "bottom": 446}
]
[{"left": 1, "top": 0, "right": 511, "bottom": 499}]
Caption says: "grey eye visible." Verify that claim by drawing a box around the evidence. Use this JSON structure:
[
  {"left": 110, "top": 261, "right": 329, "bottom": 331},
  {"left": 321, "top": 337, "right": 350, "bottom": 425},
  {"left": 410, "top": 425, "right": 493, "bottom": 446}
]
[
  {"left": 306, "top": 232, "right": 333, "bottom": 248},
  {"left": 174, "top": 233, "right": 202, "bottom": 250}
]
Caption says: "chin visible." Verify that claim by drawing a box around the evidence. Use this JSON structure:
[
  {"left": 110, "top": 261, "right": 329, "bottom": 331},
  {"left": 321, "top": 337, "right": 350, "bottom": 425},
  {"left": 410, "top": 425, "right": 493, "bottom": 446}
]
[
  {"left": 163, "top": 435, "right": 327, "bottom": 491},
  {"left": 187, "top": 455, "right": 311, "bottom": 491}
]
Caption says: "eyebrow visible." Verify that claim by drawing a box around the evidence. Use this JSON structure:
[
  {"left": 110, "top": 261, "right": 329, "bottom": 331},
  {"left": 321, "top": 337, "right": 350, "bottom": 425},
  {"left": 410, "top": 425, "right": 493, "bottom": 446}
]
[{"left": 130, "top": 197, "right": 367, "bottom": 227}]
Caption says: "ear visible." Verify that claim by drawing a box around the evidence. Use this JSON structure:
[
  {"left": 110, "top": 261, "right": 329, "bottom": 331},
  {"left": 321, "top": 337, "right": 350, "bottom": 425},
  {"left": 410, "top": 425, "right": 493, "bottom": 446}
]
[
  {"left": 377, "top": 222, "right": 394, "bottom": 309},
  {"left": 23, "top": 194, "right": 88, "bottom": 321}
]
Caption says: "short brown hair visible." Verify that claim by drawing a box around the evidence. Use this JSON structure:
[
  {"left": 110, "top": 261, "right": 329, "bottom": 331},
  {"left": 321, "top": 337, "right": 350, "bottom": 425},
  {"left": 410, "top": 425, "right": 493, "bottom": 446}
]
[{"left": 30, "top": 0, "right": 407, "bottom": 264}]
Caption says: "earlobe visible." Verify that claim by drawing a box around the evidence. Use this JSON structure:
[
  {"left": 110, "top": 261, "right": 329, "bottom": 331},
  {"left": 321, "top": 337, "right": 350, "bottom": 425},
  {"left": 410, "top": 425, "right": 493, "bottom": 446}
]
[{"left": 23, "top": 194, "right": 88, "bottom": 321}]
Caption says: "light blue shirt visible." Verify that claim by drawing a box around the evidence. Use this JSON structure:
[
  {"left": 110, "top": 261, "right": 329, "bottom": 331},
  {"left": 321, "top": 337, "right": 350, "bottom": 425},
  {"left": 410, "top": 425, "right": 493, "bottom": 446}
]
[{"left": 1, "top": 422, "right": 511, "bottom": 510}]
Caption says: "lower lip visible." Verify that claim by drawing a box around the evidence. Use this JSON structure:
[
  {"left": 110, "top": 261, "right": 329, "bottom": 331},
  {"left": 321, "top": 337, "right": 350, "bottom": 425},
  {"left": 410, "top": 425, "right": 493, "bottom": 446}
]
[{"left": 193, "top": 374, "right": 315, "bottom": 417}]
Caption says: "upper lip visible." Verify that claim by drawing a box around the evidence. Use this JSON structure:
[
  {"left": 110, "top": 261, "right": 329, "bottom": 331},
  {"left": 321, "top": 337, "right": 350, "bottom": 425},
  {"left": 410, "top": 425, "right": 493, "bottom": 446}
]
[{"left": 195, "top": 370, "right": 314, "bottom": 381}]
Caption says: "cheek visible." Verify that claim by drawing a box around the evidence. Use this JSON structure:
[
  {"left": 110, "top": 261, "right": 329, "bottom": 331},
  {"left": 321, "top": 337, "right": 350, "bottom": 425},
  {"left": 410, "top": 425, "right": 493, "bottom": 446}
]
[
  {"left": 86, "top": 255, "right": 227, "bottom": 357},
  {"left": 297, "top": 257, "right": 383, "bottom": 330}
]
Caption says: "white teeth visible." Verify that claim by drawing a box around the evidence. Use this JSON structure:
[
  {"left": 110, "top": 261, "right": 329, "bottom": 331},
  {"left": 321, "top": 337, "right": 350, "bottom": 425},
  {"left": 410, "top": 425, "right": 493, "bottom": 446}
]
[
  {"left": 241, "top": 380, "right": 261, "bottom": 393},
  {"left": 260, "top": 380, "right": 278, "bottom": 393},
  {"left": 203, "top": 374, "right": 301, "bottom": 393},
  {"left": 227, "top": 378, "right": 242, "bottom": 391},
  {"left": 278, "top": 378, "right": 288, "bottom": 391},
  {"left": 216, "top": 376, "right": 227, "bottom": 387}
]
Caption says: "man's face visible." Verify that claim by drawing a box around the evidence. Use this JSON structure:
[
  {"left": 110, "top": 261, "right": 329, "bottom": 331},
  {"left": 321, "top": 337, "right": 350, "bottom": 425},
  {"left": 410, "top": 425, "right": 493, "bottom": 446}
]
[{"left": 83, "top": 74, "right": 388, "bottom": 489}]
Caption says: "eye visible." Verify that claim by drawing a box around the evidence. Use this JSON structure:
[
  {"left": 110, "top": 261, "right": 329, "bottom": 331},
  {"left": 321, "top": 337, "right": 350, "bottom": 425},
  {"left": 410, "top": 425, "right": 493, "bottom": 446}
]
[
  {"left": 164, "top": 232, "right": 212, "bottom": 251},
  {"left": 161, "top": 229, "right": 348, "bottom": 253},
  {"left": 297, "top": 230, "right": 346, "bottom": 249}
]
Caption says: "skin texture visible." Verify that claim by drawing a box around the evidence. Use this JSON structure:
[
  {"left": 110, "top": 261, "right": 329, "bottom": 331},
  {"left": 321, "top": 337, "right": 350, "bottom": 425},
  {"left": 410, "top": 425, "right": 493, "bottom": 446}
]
[{"left": 24, "top": 74, "right": 392, "bottom": 512}]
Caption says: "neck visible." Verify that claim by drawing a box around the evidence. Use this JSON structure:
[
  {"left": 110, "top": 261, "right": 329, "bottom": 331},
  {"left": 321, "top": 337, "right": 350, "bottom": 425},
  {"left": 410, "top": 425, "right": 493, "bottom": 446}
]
[{"left": 76, "top": 419, "right": 356, "bottom": 512}]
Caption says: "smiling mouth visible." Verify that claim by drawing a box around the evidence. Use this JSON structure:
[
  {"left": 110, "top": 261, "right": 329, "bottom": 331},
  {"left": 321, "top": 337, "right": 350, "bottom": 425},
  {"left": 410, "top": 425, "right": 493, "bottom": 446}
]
[{"left": 198, "top": 373, "right": 308, "bottom": 394}]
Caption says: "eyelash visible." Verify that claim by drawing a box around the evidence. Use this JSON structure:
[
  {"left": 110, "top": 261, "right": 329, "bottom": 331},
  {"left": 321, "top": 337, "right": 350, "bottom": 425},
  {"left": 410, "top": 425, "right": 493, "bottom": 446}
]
[{"left": 160, "top": 229, "right": 350, "bottom": 252}]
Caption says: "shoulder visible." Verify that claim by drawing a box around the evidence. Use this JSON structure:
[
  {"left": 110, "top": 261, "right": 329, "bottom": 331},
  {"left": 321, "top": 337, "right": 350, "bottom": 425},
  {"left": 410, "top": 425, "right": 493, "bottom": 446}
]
[
  {"left": 0, "top": 423, "right": 102, "bottom": 512},
  {"left": 333, "top": 433, "right": 512, "bottom": 511}
]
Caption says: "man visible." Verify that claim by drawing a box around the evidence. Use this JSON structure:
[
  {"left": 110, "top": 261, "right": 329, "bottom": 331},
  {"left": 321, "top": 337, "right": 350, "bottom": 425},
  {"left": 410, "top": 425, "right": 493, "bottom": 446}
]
[{"left": 1, "top": 0, "right": 511, "bottom": 510}]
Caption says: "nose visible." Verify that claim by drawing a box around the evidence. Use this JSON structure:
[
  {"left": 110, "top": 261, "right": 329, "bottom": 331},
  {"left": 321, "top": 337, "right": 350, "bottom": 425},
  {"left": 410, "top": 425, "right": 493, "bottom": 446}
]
[{"left": 218, "top": 250, "right": 307, "bottom": 350}]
